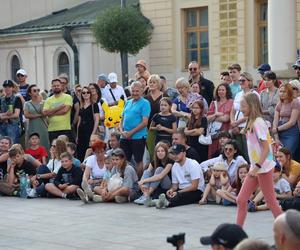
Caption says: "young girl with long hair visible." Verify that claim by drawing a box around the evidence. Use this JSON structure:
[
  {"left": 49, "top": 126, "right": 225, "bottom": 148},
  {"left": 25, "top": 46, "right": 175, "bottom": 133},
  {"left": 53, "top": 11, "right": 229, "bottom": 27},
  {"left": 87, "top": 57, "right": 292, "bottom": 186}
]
[
  {"left": 150, "top": 97, "right": 177, "bottom": 145},
  {"left": 236, "top": 92, "right": 282, "bottom": 227},
  {"left": 184, "top": 100, "right": 208, "bottom": 162},
  {"left": 216, "top": 164, "right": 249, "bottom": 205},
  {"left": 134, "top": 142, "right": 173, "bottom": 205}
]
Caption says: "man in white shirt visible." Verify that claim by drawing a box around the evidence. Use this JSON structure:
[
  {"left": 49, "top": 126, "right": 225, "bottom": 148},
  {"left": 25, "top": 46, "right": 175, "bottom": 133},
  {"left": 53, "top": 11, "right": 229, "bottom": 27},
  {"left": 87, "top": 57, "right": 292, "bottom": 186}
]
[
  {"left": 156, "top": 144, "right": 205, "bottom": 208},
  {"left": 102, "top": 72, "right": 127, "bottom": 106}
]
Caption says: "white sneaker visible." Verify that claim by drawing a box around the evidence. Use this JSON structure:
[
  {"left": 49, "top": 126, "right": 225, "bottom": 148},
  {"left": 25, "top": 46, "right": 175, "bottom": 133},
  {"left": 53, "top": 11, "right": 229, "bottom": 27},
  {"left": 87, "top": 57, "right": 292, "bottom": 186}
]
[
  {"left": 92, "top": 195, "right": 103, "bottom": 203},
  {"left": 77, "top": 188, "right": 88, "bottom": 204},
  {"left": 81, "top": 179, "right": 93, "bottom": 200},
  {"left": 27, "top": 188, "right": 37, "bottom": 198},
  {"left": 156, "top": 194, "right": 169, "bottom": 209},
  {"left": 133, "top": 195, "right": 147, "bottom": 205},
  {"left": 115, "top": 196, "right": 128, "bottom": 203}
]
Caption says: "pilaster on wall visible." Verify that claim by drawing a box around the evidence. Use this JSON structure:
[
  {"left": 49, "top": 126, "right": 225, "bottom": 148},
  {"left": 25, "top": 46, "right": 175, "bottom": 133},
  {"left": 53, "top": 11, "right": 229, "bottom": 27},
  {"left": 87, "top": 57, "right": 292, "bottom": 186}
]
[
  {"left": 139, "top": 0, "right": 173, "bottom": 76},
  {"left": 297, "top": 0, "right": 300, "bottom": 57}
]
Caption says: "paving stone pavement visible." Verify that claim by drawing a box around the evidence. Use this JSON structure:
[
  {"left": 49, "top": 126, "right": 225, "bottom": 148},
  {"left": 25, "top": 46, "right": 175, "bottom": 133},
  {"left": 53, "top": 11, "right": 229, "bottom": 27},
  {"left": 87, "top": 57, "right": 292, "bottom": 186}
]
[{"left": 0, "top": 197, "right": 275, "bottom": 250}]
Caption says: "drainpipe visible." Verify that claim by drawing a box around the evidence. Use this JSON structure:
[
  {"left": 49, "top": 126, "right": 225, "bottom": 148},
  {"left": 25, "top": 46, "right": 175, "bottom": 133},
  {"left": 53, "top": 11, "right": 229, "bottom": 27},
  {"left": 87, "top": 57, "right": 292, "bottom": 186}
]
[{"left": 62, "top": 27, "right": 79, "bottom": 84}]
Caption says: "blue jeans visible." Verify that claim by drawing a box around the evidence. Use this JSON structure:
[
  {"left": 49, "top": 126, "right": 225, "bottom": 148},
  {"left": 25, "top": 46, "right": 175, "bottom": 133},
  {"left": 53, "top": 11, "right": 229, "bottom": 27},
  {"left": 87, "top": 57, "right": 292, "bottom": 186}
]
[
  {"left": 279, "top": 121, "right": 299, "bottom": 157},
  {"left": 0, "top": 123, "right": 20, "bottom": 143},
  {"left": 36, "top": 165, "right": 51, "bottom": 197},
  {"left": 142, "top": 167, "right": 171, "bottom": 190}
]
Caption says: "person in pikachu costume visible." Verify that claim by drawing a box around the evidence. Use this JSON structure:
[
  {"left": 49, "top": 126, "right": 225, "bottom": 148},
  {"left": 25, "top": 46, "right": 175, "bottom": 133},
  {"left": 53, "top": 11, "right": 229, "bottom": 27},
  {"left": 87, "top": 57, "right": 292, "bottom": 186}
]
[{"left": 100, "top": 96, "right": 125, "bottom": 129}]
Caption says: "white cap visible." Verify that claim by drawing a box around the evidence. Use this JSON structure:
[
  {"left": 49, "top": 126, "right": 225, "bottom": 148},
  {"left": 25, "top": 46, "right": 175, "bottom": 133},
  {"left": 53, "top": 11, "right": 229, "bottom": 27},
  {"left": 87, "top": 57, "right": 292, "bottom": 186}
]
[
  {"left": 16, "top": 69, "right": 27, "bottom": 76},
  {"left": 108, "top": 72, "right": 118, "bottom": 83}
]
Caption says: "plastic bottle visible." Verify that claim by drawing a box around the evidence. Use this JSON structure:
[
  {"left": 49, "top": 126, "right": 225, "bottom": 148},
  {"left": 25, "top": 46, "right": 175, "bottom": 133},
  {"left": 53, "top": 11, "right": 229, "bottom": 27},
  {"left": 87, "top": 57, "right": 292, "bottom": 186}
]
[
  {"left": 19, "top": 173, "right": 28, "bottom": 198},
  {"left": 26, "top": 174, "right": 31, "bottom": 196}
]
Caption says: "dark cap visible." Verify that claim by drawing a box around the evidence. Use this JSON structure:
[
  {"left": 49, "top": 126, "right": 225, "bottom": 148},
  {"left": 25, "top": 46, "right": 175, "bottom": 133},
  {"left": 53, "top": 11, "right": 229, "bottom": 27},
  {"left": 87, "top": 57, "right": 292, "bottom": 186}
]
[
  {"left": 258, "top": 64, "right": 271, "bottom": 74},
  {"left": 29, "top": 132, "right": 40, "bottom": 139},
  {"left": 3, "top": 80, "right": 14, "bottom": 88},
  {"left": 169, "top": 144, "right": 186, "bottom": 155},
  {"left": 200, "top": 223, "right": 248, "bottom": 248},
  {"left": 292, "top": 59, "right": 300, "bottom": 69}
]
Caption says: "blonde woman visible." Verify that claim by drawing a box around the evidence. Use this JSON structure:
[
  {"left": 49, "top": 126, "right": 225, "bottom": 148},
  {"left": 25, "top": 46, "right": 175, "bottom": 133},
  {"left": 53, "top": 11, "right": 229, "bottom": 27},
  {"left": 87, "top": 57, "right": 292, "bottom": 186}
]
[{"left": 236, "top": 92, "right": 282, "bottom": 227}]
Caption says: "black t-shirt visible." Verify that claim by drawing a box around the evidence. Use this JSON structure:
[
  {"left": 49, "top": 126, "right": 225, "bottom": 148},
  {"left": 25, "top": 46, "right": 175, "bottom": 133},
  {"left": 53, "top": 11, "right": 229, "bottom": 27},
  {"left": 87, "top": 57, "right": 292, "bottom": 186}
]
[
  {"left": 152, "top": 113, "right": 176, "bottom": 137},
  {"left": 14, "top": 159, "right": 36, "bottom": 182},
  {"left": 19, "top": 84, "right": 30, "bottom": 101},
  {"left": 186, "top": 147, "right": 201, "bottom": 163},
  {"left": 54, "top": 165, "right": 83, "bottom": 186}
]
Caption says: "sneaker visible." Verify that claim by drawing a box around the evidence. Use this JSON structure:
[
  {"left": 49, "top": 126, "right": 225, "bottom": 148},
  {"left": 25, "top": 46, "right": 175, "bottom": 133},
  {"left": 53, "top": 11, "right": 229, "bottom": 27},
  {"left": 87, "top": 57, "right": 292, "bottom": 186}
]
[
  {"left": 77, "top": 188, "right": 88, "bottom": 204},
  {"left": 81, "top": 179, "right": 94, "bottom": 200},
  {"left": 134, "top": 195, "right": 148, "bottom": 205},
  {"left": 144, "top": 197, "right": 156, "bottom": 207},
  {"left": 92, "top": 194, "right": 103, "bottom": 203},
  {"left": 156, "top": 194, "right": 169, "bottom": 209},
  {"left": 66, "top": 193, "right": 80, "bottom": 200},
  {"left": 115, "top": 196, "right": 128, "bottom": 203},
  {"left": 27, "top": 188, "right": 37, "bottom": 198},
  {"left": 248, "top": 200, "right": 257, "bottom": 212}
]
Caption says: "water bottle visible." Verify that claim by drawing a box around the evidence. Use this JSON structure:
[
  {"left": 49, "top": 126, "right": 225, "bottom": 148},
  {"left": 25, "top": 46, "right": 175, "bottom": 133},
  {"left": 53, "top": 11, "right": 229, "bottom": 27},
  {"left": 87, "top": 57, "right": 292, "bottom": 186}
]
[
  {"left": 26, "top": 174, "right": 31, "bottom": 196},
  {"left": 19, "top": 173, "right": 28, "bottom": 198}
]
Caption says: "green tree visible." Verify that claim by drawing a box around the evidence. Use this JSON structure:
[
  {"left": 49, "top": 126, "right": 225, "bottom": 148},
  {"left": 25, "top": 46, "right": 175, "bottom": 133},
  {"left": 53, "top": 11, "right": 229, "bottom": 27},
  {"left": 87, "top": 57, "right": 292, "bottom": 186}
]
[{"left": 93, "top": 5, "right": 153, "bottom": 85}]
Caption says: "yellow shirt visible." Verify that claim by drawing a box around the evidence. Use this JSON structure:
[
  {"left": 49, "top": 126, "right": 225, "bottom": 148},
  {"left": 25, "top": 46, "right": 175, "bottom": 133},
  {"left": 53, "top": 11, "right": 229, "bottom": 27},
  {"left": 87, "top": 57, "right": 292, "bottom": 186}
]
[
  {"left": 43, "top": 93, "right": 72, "bottom": 131},
  {"left": 289, "top": 160, "right": 300, "bottom": 184}
]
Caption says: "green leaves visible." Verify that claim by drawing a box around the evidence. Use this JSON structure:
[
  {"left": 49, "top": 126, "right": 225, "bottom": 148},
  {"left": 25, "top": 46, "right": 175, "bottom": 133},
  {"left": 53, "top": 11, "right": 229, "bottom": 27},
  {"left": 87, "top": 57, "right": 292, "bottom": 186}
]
[{"left": 92, "top": 6, "right": 153, "bottom": 55}]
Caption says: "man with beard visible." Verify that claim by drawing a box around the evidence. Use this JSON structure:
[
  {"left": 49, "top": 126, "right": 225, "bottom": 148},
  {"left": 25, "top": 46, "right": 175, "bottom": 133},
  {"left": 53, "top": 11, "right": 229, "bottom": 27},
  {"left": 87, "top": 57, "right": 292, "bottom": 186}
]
[{"left": 42, "top": 78, "right": 73, "bottom": 143}]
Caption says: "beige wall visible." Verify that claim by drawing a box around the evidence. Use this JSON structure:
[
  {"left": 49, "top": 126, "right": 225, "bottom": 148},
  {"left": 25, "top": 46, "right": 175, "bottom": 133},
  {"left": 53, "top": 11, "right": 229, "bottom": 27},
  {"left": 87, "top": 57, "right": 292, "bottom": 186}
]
[{"left": 0, "top": 0, "right": 88, "bottom": 29}]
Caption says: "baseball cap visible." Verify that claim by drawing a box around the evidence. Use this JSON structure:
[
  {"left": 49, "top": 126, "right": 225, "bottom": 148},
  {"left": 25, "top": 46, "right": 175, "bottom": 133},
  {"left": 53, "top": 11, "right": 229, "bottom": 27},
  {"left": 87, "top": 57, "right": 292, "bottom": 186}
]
[
  {"left": 169, "top": 144, "right": 186, "bottom": 155},
  {"left": 292, "top": 59, "right": 300, "bottom": 69},
  {"left": 3, "top": 80, "right": 14, "bottom": 88},
  {"left": 200, "top": 223, "right": 248, "bottom": 248},
  {"left": 258, "top": 64, "right": 271, "bottom": 74},
  {"left": 108, "top": 72, "right": 118, "bottom": 83},
  {"left": 98, "top": 74, "right": 108, "bottom": 82},
  {"left": 16, "top": 69, "right": 27, "bottom": 76}
]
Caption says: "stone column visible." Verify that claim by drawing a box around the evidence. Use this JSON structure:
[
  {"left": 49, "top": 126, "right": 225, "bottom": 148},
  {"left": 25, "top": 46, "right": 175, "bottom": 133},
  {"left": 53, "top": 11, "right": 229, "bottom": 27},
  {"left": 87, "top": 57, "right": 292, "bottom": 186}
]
[{"left": 268, "top": 0, "right": 296, "bottom": 71}]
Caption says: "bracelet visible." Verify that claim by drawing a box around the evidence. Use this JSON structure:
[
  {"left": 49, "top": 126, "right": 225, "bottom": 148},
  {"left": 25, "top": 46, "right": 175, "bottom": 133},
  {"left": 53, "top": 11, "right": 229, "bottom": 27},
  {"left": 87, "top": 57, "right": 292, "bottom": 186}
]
[{"left": 255, "top": 163, "right": 262, "bottom": 169}]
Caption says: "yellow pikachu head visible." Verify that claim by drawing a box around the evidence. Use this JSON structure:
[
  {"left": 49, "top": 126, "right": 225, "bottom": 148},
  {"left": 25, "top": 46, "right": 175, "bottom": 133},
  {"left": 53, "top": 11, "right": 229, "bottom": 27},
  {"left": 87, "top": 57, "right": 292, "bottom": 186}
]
[{"left": 101, "top": 96, "right": 124, "bottom": 128}]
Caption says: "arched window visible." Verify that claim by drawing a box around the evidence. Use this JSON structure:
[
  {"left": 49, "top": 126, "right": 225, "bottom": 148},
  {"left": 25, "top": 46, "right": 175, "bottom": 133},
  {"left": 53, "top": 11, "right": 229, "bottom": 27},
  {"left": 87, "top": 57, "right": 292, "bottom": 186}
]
[
  {"left": 58, "top": 52, "right": 70, "bottom": 76},
  {"left": 11, "top": 55, "right": 20, "bottom": 82}
]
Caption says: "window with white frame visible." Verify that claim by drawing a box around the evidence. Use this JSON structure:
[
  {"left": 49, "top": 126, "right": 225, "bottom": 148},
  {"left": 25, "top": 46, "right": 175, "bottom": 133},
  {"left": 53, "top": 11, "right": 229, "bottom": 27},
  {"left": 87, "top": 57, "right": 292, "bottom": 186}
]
[{"left": 58, "top": 52, "right": 70, "bottom": 77}]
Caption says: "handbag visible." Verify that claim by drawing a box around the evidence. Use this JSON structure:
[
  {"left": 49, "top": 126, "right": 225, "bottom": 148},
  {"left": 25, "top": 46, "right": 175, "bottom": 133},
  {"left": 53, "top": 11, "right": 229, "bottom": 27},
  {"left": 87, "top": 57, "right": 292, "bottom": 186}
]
[
  {"left": 177, "top": 97, "right": 189, "bottom": 128},
  {"left": 107, "top": 173, "right": 123, "bottom": 192},
  {"left": 198, "top": 134, "right": 212, "bottom": 145}
]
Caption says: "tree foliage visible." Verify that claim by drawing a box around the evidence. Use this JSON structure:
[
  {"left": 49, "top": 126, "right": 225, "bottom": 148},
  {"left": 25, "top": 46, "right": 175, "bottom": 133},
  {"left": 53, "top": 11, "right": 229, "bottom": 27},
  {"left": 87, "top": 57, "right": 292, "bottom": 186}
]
[{"left": 92, "top": 6, "right": 153, "bottom": 55}]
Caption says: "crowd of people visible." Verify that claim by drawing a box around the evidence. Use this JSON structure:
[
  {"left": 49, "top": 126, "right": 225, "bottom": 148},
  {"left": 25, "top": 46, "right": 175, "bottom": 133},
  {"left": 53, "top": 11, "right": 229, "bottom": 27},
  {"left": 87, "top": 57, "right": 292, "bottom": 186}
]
[{"left": 1, "top": 59, "right": 300, "bottom": 246}]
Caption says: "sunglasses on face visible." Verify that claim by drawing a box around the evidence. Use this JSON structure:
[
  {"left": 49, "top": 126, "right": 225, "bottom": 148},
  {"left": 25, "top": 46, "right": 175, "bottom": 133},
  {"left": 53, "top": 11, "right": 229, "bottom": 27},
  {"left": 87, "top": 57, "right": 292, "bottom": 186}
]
[
  {"left": 51, "top": 144, "right": 56, "bottom": 147},
  {"left": 32, "top": 89, "right": 40, "bottom": 93},
  {"left": 239, "top": 79, "right": 247, "bottom": 83},
  {"left": 293, "top": 87, "right": 298, "bottom": 91},
  {"left": 82, "top": 91, "right": 90, "bottom": 95},
  {"left": 17, "top": 74, "right": 25, "bottom": 77},
  {"left": 189, "top": 67, "right": 197, "bottom": 72},
  {"left": 224, "top": 147, "right": 234, "bottom": 152}
]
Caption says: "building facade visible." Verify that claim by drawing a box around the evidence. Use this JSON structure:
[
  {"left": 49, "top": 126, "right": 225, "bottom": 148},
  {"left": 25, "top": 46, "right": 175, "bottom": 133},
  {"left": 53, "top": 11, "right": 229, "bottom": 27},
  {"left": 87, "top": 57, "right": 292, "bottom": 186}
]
[{"left": 0, "top": 0, "right": 299, "bottom": 90}]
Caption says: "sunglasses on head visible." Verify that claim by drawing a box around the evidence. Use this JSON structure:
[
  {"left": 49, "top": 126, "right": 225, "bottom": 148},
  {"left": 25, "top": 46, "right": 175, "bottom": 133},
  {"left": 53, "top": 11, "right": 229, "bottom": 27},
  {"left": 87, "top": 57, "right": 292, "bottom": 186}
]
[{"left": 189, "top": 67, "right": 197, "bottom": 72}]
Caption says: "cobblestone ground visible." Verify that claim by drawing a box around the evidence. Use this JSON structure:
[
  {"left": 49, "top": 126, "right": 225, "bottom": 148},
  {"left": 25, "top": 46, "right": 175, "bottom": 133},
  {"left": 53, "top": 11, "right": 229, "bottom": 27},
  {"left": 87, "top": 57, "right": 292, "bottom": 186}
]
[{"left": 0, "top": 197, "right": 274, "bottom": 250}]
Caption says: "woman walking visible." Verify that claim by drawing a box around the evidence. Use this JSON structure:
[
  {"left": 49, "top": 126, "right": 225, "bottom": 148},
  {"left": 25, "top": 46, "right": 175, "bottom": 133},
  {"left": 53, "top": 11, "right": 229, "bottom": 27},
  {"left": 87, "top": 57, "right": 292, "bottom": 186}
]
[{"left": 236, "top": 92, "right": 282, "bottom": 227}]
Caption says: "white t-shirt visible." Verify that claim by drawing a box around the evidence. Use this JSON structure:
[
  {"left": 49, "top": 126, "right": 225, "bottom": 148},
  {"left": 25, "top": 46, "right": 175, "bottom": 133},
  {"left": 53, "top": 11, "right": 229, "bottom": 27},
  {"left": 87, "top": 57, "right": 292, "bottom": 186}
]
[
  {"left": 274, "top": 178, "right": 291, "bottom": 194},
  {"left": 102, "top": 85, "right": 127, "bottom": 105},
  {"left": 171, "top": 158, "right": 205, "bottom": 192},
  {"left": 85, "top": 155, "right": 106, "bottom": 179},
  {"left": 233, "top": 90, "right": 260, "bottom": 128},
  {"left": 47, "top": 159, "right": 61, "bottom": 174}
]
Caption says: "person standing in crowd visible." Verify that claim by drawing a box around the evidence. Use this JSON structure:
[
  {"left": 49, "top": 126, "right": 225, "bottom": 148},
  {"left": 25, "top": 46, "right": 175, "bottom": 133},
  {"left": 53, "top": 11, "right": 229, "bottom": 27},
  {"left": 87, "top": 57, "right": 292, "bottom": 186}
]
[
  {"left": 272, "top": 83, "right": 300, "bottom": 157},
  {"left": 188, "top": 61, "right": 214, "bottom": 105},
  {"left": 228, "top": 63, "right": 242, "bottom": 98},
  {"left": 42, "top": 78, "right": 73, "bottom": 143},
  {"left": 0, "top": 136, "right": 12, "bottom": 180},
  {"left": 45, "top": 152, "right": 83, "bottom": 199},
  {"left": 220, "top": 71, "right": 231, "bottom": 85},
  {"left": 257, "top": 63, "right": 271, "bottom": 93},
  {"left": 260, "top": 71, "right": 280, "bottom": 126},
  {"left": 156, "top": 144, "right": 205, "bottom": 208},
  {"left": 236, "top": 92, "right": 282, "bottom": 227},
  {"left": 102, "top": 72, "right": 127, "bottom": 106},
  {"left": 0, "top": 80, "right": 23, "bottom": 143},
  {"left": 74, "top": 84, "right": 82, "bottom": 100},
  {"left": 16, "top": 68, "right": 30, "bottom": 101},
  {"left": 24, "top": 84, "right": 49, "bottom": 151},
  {"left": 207, "top": 83, "right": 233, "bottom": 158},
  {"left": 119, "top": 81, "right": 151, "bottom": 178},
  {"left": 88, "top": 83, "right": 104, "bottom": 122},
  {"left": 292, "top": 59, "right": 300, "bottom": 80},
  {"left": 184, "top": 100, "right": 208, "bottom": 163},
  {"left": 76, "top": 86, "right": 100, "bottom": 162},
  {"left": 97, "top": 74, "right": 108, "bottom": 94},
  {"left": 134, "top": 60, "right": 150, "bottom": 83},
  {"left": 273, "top": 210, "right": 300, "bottom": 250},
  {"left": 230, "top": 72, "right": 258, "bottom": 162}
]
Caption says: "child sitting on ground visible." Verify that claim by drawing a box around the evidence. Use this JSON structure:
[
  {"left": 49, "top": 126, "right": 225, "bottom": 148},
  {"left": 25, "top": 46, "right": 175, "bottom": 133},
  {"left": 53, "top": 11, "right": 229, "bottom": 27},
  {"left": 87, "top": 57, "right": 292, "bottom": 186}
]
[
  {"left": 66, "top": 142, "right": 81, "bottom": 168},
  {"left": 199, "top": 162, "right": 230, "bottom": 205},
  {"left": 248, "top": 164, "right": 292, "bottom": 212},
  {"left": 216, "top": 164, "right": 249, "bottom": 205},
  {"left": 99, "top": 154, "right": 114, "bottom": 190},
  {"left": 25, "top": 133, "right": 48, "bottom": 165}
]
